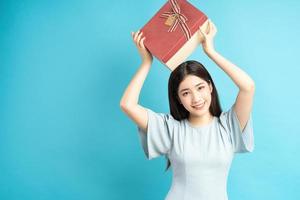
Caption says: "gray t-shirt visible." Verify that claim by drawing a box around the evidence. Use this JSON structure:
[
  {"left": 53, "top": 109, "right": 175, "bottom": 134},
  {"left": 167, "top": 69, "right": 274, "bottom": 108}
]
[{"left": 137, "top": 104, "right": 254, "bottom": 200}]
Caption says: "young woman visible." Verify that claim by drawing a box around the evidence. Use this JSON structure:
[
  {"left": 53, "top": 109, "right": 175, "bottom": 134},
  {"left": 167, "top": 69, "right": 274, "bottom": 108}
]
[{"left": 120, "top": 20, "right": 255, "bottom": 200}]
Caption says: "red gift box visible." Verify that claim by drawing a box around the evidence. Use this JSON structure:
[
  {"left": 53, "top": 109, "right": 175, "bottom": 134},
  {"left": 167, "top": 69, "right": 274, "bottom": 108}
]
[{"left": 140, "top": 0, "right": 209, "bottom": 71}]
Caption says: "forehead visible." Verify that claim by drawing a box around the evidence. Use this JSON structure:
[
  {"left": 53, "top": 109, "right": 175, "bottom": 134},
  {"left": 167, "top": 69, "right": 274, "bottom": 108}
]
[{"left": 178, "top": 75, "right": 206, "bottom": 89}]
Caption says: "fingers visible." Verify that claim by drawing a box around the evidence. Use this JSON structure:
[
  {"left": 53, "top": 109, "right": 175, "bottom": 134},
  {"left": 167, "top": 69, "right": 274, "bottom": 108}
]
[
  {"left": 209, "top": 20, "right": 213, "bottom": 31},
  {"left": 132, "top": 30, "right": 140, "bottom": 42},
  {"left": 131, "top": 30, "right": 146, "bottom": 49},
  {"left": 198, "top": 24, "right": 206, "bottom": 38},
  {"left": 208, "top": 20, "right": 217, "bottom": 34},
  {"left": 199, "top": 19, "right": 217, "bottom": 38},
  {"left": 140, "top": 37, "right": 146, "bottom": 49},
  {"left": 211, "top": 21, "right": 217, "bottom": 33},
  {"left": 137, "top": 32, "right": 144, "bottom": 48},
  {"left": 206, "top": 20, "right": 210, "bottom": 34}
]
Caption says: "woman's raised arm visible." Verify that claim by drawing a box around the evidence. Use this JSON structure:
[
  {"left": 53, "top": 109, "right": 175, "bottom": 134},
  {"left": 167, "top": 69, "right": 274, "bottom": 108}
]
[
  {"left": 120, "top": 31, "right": 153, "bottom": 132},
  {"left": 199, "top": 20, "right": 255, "bottom": 132}
]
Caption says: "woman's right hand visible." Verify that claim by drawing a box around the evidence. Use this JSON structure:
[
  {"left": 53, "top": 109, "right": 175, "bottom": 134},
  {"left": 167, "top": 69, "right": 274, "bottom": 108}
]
[{"left": 131, "top": 30, "right": 153, "bottom": 65}]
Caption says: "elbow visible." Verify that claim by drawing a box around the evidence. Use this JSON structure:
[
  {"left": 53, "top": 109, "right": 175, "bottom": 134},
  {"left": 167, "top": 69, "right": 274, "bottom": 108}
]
[
  {"left": 248, "top": 81, "right": 255, "bottom": 92},
  {"left": 120, "top": 100, "right": 135, "bottom": 112},
  {"left": 120, "top": 100, "right": 128, "bottom": 111},
  {"left": 119, "top": 96, "right": 130, "bottom": 110},
  {"left": 241, "top": 81, "right": 255, "bottom": 93}
]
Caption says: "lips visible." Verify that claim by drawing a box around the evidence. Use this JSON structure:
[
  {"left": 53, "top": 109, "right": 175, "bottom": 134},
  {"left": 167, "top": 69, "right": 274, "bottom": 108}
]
[{"left": 192, "top": 102, "right": 205, "bottom": 109}]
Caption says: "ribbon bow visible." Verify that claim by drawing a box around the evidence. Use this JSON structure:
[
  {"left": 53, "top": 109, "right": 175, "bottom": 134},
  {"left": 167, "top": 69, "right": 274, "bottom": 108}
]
[{"left": 160, "top": 0, "right": 192, "bottom": 41}]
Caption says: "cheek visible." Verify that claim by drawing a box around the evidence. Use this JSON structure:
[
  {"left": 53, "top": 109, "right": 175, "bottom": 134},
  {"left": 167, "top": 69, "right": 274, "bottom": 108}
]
[
  {"left": 203, "top": 91, "right": 212, "bottom": 101},
  {"left": 179, "top": 97, "right": 191, "bottom": 108},
  {"left": 181, "top": 98, "right": 189, "bottom": 105}
]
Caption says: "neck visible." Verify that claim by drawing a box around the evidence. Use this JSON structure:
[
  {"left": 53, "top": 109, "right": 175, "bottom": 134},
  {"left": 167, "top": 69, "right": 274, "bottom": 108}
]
[{"left": 188, "top": 112, "right": 214, "bottom": 126}]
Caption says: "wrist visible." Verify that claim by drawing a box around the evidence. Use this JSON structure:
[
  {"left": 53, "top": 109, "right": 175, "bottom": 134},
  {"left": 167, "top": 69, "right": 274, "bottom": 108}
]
[
  {"left": 204, "top": 48, "right": 217, "bottom": 57},
  {"left": 141, "top": 61, "right": 152, "bottom": 68}
]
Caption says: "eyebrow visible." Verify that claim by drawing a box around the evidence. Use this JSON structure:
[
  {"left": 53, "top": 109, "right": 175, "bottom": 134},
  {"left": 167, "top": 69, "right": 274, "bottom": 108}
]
[{"left": 179, "top": 82, "right": 205, "bottom": 93}]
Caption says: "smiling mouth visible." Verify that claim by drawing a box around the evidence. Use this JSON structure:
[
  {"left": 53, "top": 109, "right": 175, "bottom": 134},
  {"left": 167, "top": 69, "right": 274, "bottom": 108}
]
[{"left": 192, "top": 102, "right": 205, "bottom": 109}]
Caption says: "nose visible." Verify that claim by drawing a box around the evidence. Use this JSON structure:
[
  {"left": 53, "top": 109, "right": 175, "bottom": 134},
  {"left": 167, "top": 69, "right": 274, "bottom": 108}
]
[{"left": 191, "top": 91, "right": 203, "bottom": 103}]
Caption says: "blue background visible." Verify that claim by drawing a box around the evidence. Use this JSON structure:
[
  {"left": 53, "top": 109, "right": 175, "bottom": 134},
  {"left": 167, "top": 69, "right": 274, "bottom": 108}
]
[{"left": 1, "top": 0, "right": 299, "bottom": 199}]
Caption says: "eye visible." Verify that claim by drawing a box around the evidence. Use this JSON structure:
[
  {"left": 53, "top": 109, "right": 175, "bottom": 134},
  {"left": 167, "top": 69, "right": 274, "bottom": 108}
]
[
  {"left": 182, "top": 92, "right": 189, "bottom": 96},
  {"left": 198, "top": 86, "right": 204, "bottom": 90}
]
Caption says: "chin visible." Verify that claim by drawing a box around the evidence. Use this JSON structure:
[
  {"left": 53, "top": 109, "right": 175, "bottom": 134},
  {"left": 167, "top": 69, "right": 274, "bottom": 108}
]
[{"left": 192, "top": 109, "right": 208, "bottom": 116}]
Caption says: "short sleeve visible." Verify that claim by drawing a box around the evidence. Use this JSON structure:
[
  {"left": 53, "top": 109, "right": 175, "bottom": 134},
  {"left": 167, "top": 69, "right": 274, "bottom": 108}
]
[
  {"left": 219, "top": 104, "right": 255, "bottom": 153},
  {"left": 137, "top": 108, "right": 176, "bottom": 160}
]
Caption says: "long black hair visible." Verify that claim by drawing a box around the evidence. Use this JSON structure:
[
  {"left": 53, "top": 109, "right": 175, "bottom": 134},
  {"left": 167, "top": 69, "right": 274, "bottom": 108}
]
[{"left": 164, "top": 60, "right": 223, "bottom": 172}]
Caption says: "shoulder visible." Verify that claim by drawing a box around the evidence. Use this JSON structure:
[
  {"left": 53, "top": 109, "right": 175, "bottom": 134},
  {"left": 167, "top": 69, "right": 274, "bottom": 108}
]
[
  {"left": 216, "top": 105, "right": 235, "bottom": 131},
  {"left": 147, "top": 108, "right": 179, "bottom": 121},
  {"left": 145, "top": 108, "right": 182, "bottom": 128}
]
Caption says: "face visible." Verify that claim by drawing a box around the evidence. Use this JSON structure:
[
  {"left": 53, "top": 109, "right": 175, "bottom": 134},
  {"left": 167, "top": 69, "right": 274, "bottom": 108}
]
[{"left": 177, "top": 75, "right": 213, "bottom": 117}]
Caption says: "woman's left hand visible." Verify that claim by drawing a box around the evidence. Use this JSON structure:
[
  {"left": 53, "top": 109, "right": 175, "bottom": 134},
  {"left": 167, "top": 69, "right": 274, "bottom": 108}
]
[{"left": 198, "top": 20, "right": 217, "bottom": 54}]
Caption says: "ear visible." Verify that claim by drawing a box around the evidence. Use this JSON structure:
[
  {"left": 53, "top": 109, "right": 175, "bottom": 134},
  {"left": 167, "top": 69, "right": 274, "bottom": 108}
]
[{"left": 209, "top": 82, "right": 213, "bottom": 93}]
